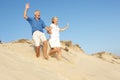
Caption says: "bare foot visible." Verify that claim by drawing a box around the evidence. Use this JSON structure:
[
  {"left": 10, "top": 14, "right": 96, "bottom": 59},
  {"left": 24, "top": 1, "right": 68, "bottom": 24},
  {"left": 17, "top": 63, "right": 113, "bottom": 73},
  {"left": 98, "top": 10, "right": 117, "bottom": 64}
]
[
  {"left": 36, "top": 53, "right": 40, "bottom": 58},
  {"left": 44, "top": 56, "right": 49, "bottom": 60},
  {"left": 56, "top": 55, "right": 62, "bottom": 60}
]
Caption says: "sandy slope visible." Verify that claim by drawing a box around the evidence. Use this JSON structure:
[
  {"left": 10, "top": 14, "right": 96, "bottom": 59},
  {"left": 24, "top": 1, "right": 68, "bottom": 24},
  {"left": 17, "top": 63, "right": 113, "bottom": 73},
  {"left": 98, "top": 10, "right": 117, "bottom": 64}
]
[{"left": 0, "top": 39, "right": 120, "bottom": 80}]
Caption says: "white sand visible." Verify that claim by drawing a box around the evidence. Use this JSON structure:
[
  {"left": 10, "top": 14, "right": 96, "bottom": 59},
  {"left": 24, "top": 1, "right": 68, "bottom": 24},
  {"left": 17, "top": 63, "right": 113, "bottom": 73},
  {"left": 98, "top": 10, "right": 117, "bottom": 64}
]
[{"left": 0, "top": 40, "right": 120, "bottom": 80}]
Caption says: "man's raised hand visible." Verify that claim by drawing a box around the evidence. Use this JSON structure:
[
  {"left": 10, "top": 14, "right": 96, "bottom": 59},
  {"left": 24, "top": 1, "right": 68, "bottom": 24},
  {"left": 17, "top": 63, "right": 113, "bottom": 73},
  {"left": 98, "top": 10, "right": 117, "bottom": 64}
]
[{"left": 26, "top": 3, "right": 30, "bottom": 9}]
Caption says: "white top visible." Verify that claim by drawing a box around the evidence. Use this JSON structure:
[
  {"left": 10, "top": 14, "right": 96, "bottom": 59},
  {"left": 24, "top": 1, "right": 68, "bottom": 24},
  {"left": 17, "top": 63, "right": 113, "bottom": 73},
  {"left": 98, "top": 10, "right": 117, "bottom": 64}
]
[{"left": 50, "top": 23, "right": 60, "bottom": 38}]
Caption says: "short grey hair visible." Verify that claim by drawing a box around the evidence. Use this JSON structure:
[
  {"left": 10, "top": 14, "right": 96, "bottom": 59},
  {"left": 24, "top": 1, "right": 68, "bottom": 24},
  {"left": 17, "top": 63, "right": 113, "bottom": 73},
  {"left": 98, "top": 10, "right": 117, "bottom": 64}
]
[
  {"left": 34, "top": 10, "right": 40, "bottom": 15},
  {"left": 52, "top": 16, "right": 58, "bottom": 23}
]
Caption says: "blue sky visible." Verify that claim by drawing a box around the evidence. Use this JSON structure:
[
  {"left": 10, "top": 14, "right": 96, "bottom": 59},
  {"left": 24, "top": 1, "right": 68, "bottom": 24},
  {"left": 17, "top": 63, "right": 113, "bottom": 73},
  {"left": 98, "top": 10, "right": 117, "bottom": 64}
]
[{"left": 0, "top": 0, "right": 120, "bottom": 55}]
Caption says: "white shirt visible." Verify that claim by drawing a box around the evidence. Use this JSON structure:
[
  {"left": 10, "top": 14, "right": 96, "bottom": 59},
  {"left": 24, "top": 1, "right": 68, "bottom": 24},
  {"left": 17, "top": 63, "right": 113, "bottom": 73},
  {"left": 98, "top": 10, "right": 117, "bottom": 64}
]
[{"left": 50, "top": 23, "right": 60, "bottom": 38}]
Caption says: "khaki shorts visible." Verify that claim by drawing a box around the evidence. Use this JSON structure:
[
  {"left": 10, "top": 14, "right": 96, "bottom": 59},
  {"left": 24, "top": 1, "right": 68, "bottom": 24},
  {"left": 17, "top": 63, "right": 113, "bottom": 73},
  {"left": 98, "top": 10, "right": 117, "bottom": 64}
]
[{"left": 32, "top": 30, "right": 47, "bottom": 46}]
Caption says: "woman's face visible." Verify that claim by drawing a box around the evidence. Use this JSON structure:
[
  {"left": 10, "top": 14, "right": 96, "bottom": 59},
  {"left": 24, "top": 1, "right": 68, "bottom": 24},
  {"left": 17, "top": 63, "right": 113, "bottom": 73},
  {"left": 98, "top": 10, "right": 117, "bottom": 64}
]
[{"left": 53, "top": 17, "right": 58, "bottom": 24}]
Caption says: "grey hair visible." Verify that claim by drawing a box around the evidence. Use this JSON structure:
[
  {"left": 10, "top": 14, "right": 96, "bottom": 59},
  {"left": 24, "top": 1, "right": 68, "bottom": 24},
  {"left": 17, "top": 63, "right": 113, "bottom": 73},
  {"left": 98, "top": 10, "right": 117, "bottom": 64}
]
[
  {"left": 52, "top": 16, "right": 58, "bottom": 23},
  {"left": 34, "top": 10, "right": 40, "bottom": 15}
]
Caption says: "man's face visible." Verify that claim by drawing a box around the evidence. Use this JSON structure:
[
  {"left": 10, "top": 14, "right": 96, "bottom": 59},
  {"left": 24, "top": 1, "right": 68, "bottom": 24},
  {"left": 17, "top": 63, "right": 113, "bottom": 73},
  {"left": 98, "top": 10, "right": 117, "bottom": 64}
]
[{"left": 35, "top": 11, "right": 40, "bottom": 19}]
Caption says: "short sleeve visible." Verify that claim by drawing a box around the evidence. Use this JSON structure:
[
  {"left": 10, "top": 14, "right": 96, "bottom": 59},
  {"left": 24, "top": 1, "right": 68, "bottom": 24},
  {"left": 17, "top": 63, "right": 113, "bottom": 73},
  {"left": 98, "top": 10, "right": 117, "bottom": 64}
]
[
  {"left": 42, "top": 20, "right": 47, "bottom": 28},
  {"left": 26, "top": 17, "right": 32, "bottom": 22},
  {"left": 58, "top": 27, "right": 60, "bottom": 31}
]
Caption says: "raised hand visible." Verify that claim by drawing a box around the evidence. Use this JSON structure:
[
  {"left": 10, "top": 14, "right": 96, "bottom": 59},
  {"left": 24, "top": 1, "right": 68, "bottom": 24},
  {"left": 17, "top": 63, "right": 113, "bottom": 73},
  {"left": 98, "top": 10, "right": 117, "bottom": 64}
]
[
  {"left": 66, "top": 23, "right": 69, "bottom": 28},
  {"left": 26, "top": 3, "right": 30, "bottom": 9},
  {"left": 24, "top": 3, "right": 29, "bottom": 19}
]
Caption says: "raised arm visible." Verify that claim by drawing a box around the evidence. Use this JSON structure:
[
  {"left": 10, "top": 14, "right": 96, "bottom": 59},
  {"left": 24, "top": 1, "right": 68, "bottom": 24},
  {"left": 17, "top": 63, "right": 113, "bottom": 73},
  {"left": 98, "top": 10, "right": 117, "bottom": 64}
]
[
  {"left": 24, "top": 3, "right": 30, "bottom": 19},
  {"left": 59, "top": 23, "right": 69, "bottom": 31}
]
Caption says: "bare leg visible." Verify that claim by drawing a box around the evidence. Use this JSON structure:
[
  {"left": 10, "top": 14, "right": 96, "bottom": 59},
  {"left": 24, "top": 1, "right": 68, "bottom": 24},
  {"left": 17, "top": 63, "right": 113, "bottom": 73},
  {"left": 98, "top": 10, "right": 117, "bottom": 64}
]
[
  {"left": 35, "top": 46, "right": 40, "bottom": 58},
  {"left": 57, "top": 47, "right": 62, "bottom": 60},
  {"left": 49, "top": 48, "right": 58, "bottom": 56},
  {"left": 43, "top": 41, "right": 48, "bottom": 59}
]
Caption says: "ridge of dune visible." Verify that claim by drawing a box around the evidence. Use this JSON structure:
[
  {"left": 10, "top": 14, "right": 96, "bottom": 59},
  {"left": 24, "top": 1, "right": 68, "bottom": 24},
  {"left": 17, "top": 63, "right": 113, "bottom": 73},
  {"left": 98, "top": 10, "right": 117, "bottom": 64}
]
[
  {"left": 0, "top": 39, "right": 120, "bottom": 80},
  {"left": 92, "top": 51, "right": 120, "bottom": 64}
]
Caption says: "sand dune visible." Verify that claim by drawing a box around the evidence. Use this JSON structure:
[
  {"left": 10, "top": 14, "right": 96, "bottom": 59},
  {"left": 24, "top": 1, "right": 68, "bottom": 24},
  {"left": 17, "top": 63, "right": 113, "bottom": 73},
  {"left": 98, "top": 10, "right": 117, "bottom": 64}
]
[
  {"left": 92, "top": 51, "right": 120, "bottom": 64},
  {"left": 0, "top": 39, "right": 120, "bottom": 80}
]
